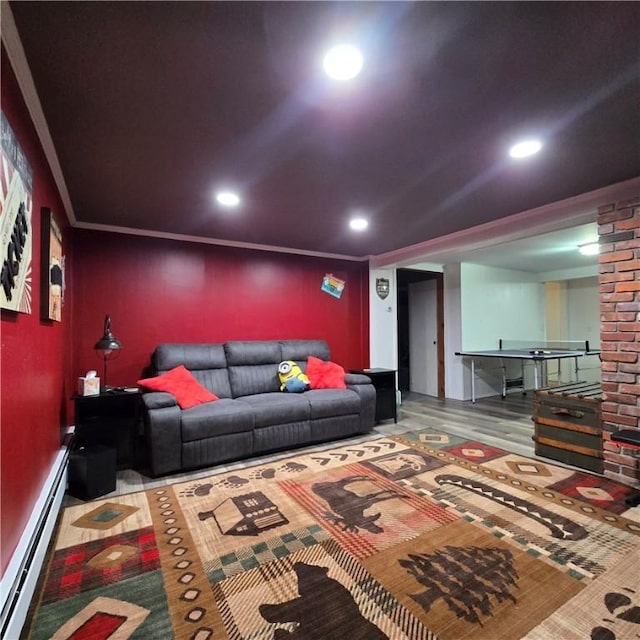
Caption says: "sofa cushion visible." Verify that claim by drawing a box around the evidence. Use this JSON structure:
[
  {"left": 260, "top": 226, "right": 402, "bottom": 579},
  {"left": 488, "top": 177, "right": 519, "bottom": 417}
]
[
  {"left": 225, "top": 341, "right": 283, "bottom": 397},
  {"left": 306, "top": 356, "right": 347, "bottom": 389},
  {"left": 228, "top": 364, "right": 281, "bottom": 397},
  {"left": 280, "top": 340, "right": 331, "bottom": 362},
  {"left": 137, "top": 365, "right": 219, "bottom": 410},
  {"left": 181, "top": 399, "right": 254, "bottom": 441},
  {"left": 191, "top": 369, "right": 233, "bottom": 399},
  {"left": 224, "top": 340, "right": 282, "bottom": 366},
  {"left": 154, "top": 343, "right": 227, "bottom": 371},
  {"left": 304, "top": 389, "right": 361, "bottom": 419},
  {"left": 153, "top": 343, "right": 232, "bottom": 398},
  {"left": 240, "top": 393, "right": 310, "bottom": 428}
]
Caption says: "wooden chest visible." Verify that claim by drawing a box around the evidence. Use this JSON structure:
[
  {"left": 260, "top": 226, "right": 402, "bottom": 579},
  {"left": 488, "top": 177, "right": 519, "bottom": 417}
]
[{"left": 533, "top": 382, "right": 603, "bottom": 474}]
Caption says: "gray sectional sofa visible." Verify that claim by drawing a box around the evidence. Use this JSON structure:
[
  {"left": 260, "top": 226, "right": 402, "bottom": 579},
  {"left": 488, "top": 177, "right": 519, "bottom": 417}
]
[{"left": 140, "top": 339, "right": 376, "bottom": 476}]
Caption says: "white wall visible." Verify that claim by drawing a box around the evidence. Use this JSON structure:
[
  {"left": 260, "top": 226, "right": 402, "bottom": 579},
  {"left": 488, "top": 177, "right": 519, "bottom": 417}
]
[
  {"left": 369, "top": 268, "right": 397, "bottom": 369},
  {"left": 459, "top": 263, "right": 545, "bottom": 399},
  {"left": 369, "top": 265, "right": 600, "bottom": 402},
  {"left": 444, "top": 264, "right": 466, "bottom": 400},
  {"left": 461, "top": 264, "right": 545, "bottom": 349}
]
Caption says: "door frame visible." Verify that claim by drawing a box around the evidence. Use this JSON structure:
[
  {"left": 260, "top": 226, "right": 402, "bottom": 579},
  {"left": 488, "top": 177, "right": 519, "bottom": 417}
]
[{"left": 396, "top": 268, "right": 445, "bottom": 398}]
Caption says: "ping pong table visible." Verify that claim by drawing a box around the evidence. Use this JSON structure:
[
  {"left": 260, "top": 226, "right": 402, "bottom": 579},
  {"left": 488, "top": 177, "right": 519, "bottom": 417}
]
[{"left": 455, "top": 340, "right": 600, "bottom": 403}]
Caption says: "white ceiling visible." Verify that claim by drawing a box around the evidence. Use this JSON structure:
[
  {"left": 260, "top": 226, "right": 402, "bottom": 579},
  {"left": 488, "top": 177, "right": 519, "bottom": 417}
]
[{"left": 433, "top": 223, "right": 600, "bottom": 274}]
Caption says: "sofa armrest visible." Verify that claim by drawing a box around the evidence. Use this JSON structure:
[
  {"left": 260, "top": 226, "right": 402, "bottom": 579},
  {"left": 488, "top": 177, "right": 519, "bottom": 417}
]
[
  {"left": 141, "top": 391, "right": 178, "bottom": 410},
  {"left": 141, "top": 394, "right": 182, "bottom": 476},
  {"left": 344, "top": 372, "right": 371, "bottom": 385},
  {"left": 346, "top": 381, "right": 376, "bottom": 432}
]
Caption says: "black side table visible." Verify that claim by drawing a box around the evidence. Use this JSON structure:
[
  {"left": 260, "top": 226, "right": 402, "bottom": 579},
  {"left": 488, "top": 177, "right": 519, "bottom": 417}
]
[
  {"left": 350, "top": 368, "right": 397, "bottom": 423},
  {"left": 68, "top": 445, "right": 117, "bottom": 500},
  {"left": 73, "top": 390, "right": 141, "bottom": 470}
]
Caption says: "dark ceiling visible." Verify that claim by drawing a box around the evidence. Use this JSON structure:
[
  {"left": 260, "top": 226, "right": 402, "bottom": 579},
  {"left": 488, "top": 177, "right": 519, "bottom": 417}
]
[{"left": 7, "top": 1, "right": 640, "bottom": 258}]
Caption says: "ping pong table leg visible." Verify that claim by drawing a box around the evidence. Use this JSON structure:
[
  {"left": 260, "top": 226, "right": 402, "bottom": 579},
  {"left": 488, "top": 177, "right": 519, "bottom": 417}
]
[{"left": 471, "top": 358, "right": 476, "bottom": 403}]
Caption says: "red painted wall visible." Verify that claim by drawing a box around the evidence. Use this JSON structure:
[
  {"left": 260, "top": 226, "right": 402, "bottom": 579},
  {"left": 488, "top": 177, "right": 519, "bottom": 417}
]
[
  {"left": 1, "top": 43, "right": 370, "bottom": 581},
  {"left": 71, "top": 230, "right": 370, "bottom": 390},
  {"left": 1, "top": 47, "right": 71, "bottom": 576}
]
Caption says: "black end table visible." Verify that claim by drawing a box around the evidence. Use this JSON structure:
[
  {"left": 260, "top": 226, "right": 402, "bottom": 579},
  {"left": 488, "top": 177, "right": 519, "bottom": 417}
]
[
  {"left": 73, "top": 389, "right": 141, "bottom": 470},
  {"left": 67, "top": 445, "right": 117, "bottom": 500},
  {"left": 350, "top": 368, "right": 397, "bottom": 423}
]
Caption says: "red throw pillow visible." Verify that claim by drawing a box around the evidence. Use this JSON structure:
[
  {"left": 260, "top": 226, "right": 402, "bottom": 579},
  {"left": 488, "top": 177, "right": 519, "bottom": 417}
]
[
  {"left": 306, "top": 356, "right": 347, "bottom": 390},
  {"left": 137, "top": 365, "right": 218, "bottom": 409}
]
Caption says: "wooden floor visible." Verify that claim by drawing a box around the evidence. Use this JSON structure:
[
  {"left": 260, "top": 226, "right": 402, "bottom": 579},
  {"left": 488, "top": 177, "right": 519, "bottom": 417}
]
[
  {"left": 64, "top": 391, "right": 543, "bottom": 506},
  {"left": 393, "top": 391, "right": 537, "bottom": 457}
]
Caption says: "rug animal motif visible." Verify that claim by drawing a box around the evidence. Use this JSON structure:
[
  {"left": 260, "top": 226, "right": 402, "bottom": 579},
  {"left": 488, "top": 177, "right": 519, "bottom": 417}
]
[
  {"left": 25, "top": 429, "right": 640, "bottom": 639},
  {"left": 312, "top": 474, "right": 405, "bottom": 533},
  {"left": 259, "top": 561, "right": 388, "bottom": 639}
]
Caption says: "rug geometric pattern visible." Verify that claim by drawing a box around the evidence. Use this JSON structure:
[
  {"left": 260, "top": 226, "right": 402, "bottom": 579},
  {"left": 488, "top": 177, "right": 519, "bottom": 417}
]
[
  {"left": 41, "top": 527, "right": 159, "bottom": 603},
  {"left": 25, "top": 429, "right": 640, "bottom": 640},
  {"left": 547, "top": 472, "right": 636, "bottom": 515}
]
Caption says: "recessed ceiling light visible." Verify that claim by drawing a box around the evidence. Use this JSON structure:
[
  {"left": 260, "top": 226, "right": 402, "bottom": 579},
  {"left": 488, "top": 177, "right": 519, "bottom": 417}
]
[
  {"left": 578, "top": 242, "right": 599, "bottom": 256},
  {"left": 349, "top": 217, "right": 368, "bottom": 231},
  {"left": 323, "top": 44, "right": 363, "bottom": 81},
  {"left": 216, "top": 191, "right": 240, "bottom": 207},
  {"left": 509, "top": 139, "right": 542, "bottom": 158}
]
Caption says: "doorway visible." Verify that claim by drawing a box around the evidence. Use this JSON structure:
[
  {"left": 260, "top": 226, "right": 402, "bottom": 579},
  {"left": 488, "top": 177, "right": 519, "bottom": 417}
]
[{"left": 396, "top": 269, "right": 444, "bottom": 398}]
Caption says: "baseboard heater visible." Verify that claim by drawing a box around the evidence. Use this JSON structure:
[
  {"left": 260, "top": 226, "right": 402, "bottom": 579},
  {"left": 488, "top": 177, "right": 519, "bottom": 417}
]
[{"left": 1, "top": 445, "right": 69, "bottom": 639}]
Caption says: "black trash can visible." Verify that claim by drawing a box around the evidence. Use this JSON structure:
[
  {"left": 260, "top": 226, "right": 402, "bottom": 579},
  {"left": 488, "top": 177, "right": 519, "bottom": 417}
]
[{"left": 67, "top": 444, "right": 117, "bottom": 500}]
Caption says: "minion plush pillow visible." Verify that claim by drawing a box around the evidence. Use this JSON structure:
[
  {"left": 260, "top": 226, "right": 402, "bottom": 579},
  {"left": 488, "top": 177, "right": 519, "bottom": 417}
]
[{"left": 278, "top": 361, "right": 311, "bottom": 393}]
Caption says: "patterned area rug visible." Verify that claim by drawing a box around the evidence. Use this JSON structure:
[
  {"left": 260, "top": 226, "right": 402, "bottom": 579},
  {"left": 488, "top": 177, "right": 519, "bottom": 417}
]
[{"left": 26, "top": 428, "right": 640, "bottom": 640}]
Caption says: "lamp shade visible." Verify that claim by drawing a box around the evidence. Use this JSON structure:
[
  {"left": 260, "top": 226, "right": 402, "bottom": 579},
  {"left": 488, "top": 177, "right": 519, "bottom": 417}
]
[
  {"left": 94, "top": 315, "right": 122, "bottom": 391},
  {"left": 94, "top": 315, "right": 122, "bottom": 351}
]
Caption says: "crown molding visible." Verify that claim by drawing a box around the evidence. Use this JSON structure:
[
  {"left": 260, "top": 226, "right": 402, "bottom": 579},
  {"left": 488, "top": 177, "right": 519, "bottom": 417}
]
[
  {"left": 1, "top": 2, "right": 76, "bottom": 224},
  {"left": 72, "top": 221, "right": 369, "bottom": 262}
]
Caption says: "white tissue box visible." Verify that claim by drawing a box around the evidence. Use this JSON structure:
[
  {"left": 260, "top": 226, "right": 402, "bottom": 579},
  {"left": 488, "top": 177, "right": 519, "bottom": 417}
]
[{"left": 78, "top": 376, "right": 100, "bottom": 396}]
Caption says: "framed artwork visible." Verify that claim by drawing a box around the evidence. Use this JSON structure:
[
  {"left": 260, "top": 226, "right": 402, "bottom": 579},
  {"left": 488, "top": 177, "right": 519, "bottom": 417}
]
[
  {"left": 1, "top": 111, "right": 34, "bottom": 313},
  {"left": 321, "top": 273, "right": 345, "bottom": 299},
  {"left": 40, "top": 208, "right": 64, "bottom": 321}
]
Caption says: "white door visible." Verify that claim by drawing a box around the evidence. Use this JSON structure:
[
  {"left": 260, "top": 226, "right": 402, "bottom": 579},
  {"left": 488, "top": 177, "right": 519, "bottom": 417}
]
[{"left": 409, "top": 279, "right": 438, "bottom": 396}]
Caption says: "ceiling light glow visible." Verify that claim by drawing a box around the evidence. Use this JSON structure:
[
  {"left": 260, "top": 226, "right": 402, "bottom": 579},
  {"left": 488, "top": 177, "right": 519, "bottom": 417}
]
[
  {"left": 216, "top": 191, "right": 240, "bottom": 207},
  {"left": 509, "top": 139, "right": 542, "bottom": 158},
  {"left": 578, "top": 242, "right": 599, "bottom": 256},
  {"left": 323, "top": 44, "right": 363, "bottom": 81},
  {"left": 349, "top": 217, "right": 368, "bottom": 231}
]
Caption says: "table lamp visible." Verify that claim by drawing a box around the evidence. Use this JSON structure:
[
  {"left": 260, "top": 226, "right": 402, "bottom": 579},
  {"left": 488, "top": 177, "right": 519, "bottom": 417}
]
[{"left": 94, "top": 314, "right": 122, "bottom": 391}]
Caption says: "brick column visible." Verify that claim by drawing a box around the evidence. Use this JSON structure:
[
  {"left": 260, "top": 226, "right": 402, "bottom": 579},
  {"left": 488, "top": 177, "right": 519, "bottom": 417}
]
[{"left": 598, "top": 197, "right": 640, "bottom": 488}]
